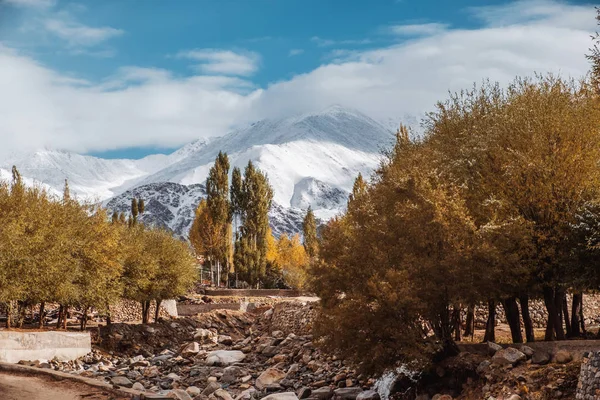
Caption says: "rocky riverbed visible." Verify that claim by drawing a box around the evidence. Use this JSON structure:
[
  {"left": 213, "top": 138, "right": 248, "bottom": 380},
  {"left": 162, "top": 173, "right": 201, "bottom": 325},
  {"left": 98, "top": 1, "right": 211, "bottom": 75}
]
[
  {"left": 19, "top": 302, "right": 377, "bottom": 400},
  {"left": 14, "top": 300, "right": 592, "bottom": 400}
]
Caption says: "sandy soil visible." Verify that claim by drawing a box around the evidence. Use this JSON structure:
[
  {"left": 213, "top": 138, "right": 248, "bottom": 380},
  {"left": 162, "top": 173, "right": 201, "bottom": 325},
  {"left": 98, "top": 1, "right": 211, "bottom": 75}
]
[{"left": 0, "top": 373, "right": 126, "bottom": 400}]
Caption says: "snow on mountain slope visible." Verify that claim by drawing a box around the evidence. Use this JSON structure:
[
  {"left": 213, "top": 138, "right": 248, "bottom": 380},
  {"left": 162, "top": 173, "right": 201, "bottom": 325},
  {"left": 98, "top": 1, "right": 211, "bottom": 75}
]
[
  {"left": 0, "top": 140, "right": 210, "bottom": 201},
  {"left": 104, "top": 182, "right": 206, "bottom": 238},
  {"left": 1, "top": 106, "right": 394, "bottom": 236},
  {"left": 290, "top": 177, "right": 348, "bottom": 211},
  {"left": 138, "top": 106, "right": 392, "bottom": 208}
]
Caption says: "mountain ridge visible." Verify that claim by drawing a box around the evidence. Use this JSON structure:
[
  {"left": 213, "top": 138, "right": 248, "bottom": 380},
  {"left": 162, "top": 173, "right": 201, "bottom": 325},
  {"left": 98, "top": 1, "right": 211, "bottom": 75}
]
[{"left": 0, "top": 106, "right": 398, "bottom": 236}]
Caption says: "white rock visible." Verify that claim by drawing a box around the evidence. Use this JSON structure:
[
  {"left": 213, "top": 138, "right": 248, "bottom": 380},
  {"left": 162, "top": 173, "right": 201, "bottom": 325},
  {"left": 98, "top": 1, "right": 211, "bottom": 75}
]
[{"left": 205, "top": 350, "right": 246, "bottom": 366}]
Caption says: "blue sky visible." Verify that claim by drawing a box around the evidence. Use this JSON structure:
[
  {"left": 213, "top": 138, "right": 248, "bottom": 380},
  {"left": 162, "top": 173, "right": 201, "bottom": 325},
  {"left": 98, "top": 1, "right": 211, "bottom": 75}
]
[{"left": 0, "top": 0, "right": 596, "bottom": 159}]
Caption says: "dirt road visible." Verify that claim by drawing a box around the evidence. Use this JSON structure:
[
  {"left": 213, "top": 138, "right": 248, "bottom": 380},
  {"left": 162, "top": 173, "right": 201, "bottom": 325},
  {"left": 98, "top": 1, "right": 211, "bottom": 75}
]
[{"left": 0, "top": 373, "right": 124, "bottom": 400}]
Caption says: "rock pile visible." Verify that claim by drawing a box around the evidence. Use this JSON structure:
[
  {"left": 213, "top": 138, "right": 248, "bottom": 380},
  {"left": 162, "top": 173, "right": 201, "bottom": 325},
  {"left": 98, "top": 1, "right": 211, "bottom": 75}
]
[{"left": 31, "top": 302, "right": 377, "bottom": 400}]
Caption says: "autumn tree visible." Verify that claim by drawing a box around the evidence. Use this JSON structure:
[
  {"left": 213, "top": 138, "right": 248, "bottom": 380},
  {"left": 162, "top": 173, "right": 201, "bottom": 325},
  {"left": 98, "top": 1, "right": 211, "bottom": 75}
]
[
  {"left": 190, "top": 199, "right": 222, "bottom": 284},
  {"left": 234, "top": 161, "right": 273, "bottom": 287},
  {"left": 276, "top": 233, "right": 309, "bottom": 289},
  {"left": 302, "top": 206, "right": 318, "bottom": 259},
  {"left": 206, "top": 152, "right": 231, "bottom": 286},
  {"left": 313, "top": 131, "right": 487, "bottom": 374},
  {"left": 588, "top": 7, "right": 600, "bottom": 93}
]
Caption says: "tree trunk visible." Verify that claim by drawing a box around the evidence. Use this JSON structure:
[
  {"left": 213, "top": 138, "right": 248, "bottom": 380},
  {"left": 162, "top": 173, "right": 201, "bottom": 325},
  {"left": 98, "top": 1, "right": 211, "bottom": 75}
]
[
  {"left": 464, "top": 304, "right": 475, "bottom": 337},
  {"left": 519, "top": 295, "right": 534, "bottom": 343},
  {"left": 80, "top": 306, "right": 88, "bottom": 331},
  {"left": 57, "top": 304, "right": 63, "bottom": 329},
  {"left": 62, "top": 306, "right": 69, "bottom": 330},
  {"left": 6, "top": 302, "right": 12, "bottom": 329},
  {"left": 562, "top": 294, "right": 572, "bottom": 338},
  {"left": 452, "top": 305, "right": 461, "bottom": 342},
  {"left": 106, "top": 303, "right": 112, "bottom": 326},
  {"left": 571, "top": 292, "right": 582, "bottom": 337},
  {"left": 155, "top": 299, "right": 162, "bottom": 323},
  {"left": 39, "top": 302, "right": 45, "bottom": 328},
  {"left": 141, "top": 301, "right": 149, "bottom": 324},
  {"left": 502, "top": 297, "right": 523, "bottom": 343},
  {"left": 483, "top": 300, "right": 496, "bottom": 343},
  {"left": 17, "top": 301, "right": 26, "bottom": 328},
  {"left": 543, "top": 286, "right": 565, "bottom": 341},
  {"left": 554, "top": 288, "right": 566, "bottom": 340}
]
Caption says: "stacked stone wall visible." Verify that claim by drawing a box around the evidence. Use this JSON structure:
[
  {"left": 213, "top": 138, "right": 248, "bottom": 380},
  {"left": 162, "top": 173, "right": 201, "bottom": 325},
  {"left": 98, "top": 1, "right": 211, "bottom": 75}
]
[{"left": 577, "top": 351, "right": 600, "bottom": 399}]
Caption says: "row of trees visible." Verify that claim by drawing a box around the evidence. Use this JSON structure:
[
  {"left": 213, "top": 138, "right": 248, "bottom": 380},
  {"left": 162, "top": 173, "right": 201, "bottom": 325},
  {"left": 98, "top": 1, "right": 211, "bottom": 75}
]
[
  {"left": 312, "top": 11, "right": 600, "bottom": 375},
  {"left": 0, "top": 167, "right": 196, "bottom": 328},
  {"left": 190, "top": 153, "right": 318, "bottom": 289}
]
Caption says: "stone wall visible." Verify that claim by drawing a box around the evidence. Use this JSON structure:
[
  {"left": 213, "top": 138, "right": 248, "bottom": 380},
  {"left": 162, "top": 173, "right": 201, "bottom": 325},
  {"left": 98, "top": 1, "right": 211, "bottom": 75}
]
[
  {"left": 0, "top": 331, "right": 91, "bottom": 363},
  {"left": 203, "top": 289, "right": 304, "bottom": 297},
  {"left": 176, "top": 302, "right": 242, "bottom": 316},
  {"left": 576, "top": 351, "right": 600, "bottom": 399},
  {"left": 266, "top": 301, "right": 317, "bottom": 336}
]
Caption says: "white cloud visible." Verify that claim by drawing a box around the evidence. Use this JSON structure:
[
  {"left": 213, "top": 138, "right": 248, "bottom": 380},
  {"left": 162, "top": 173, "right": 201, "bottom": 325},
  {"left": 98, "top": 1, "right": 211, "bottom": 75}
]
[
  {"left": 43, "top": 18, "right": 124, "bottom": 47},
  {"left": 387, "top": 23, "right": 449, "bottom": 36},
  {"left": 0, "top": 0, "right": 595, "bottom": 157},
  {"left": 176, "top": 49, "right": 260, "bottom": 76},
  {"left": 5, "top": 0, "right": 55, "bottom": 8},
  {"left": 310, "top": 36, "right": 372, "bottom": 47},
  {"left": 289, "top": 49, "right": 304, "bottom": 57}
]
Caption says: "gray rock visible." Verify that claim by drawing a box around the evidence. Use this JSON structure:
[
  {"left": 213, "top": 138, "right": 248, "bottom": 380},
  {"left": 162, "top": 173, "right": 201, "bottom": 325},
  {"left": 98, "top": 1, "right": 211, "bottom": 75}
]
[
  {"left": 221, "top": 366, "right": 244, "bottom": 384},
  {"left": 132, "top": 382, "right": 145, "bottom": 391},
  {"left": 519, "top": 345, "right": 534, "bottom": 358},
  {"left": 333, "top": 388, "right": 363, "bottom": 400},
  {"left": 203, "top": 381, "right": 222, "bottom": 396},
  {"left": 298, "top": 388, "right": 312, "bottom": 399},
  {"left": 110, "top": 376, "right": 133, "bottom": 388},
  {"left": 487, "top": 342, "right": 503, "bottom": 356},
  {"left": 356, "top": 391, "right": 380, "bottom": 400},
  {"left": 491, "top": 348, "right": 527, "bottom": 366},
  {"left": 532, "top": 350, "right": 551, "bottom": 365},
  {"left": 310, "top": 387, "right": 334, "bottom": 400}
]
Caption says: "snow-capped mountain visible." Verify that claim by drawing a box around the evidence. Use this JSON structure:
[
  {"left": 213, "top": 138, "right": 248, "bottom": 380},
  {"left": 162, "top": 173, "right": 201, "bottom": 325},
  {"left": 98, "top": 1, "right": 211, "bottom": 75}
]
[{"left": 1, "top": 106, "right": 394, "bottom": 236}]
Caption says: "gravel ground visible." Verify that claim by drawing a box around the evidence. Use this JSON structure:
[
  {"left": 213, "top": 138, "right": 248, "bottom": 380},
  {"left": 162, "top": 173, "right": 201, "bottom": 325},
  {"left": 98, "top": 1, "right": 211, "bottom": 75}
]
[{"left": 0, "top": 373, "right": 127, "bottom": 400}]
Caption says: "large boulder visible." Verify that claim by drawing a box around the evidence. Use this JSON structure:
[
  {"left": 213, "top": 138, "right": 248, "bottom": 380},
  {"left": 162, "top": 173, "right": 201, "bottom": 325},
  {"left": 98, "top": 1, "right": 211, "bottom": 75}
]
[
  {"left": 205, "top": 350, "right": 246, "bottom": 366},
  {"left": 256, "top": 368, "right": 287, "bottom": 390},
  {"left": 491, "top": 348, "right": 527, "bottom": 366}
]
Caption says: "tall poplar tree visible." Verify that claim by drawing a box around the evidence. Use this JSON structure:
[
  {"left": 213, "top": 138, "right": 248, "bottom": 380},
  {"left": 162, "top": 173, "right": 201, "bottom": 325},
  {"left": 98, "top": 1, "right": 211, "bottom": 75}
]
[
  {"left": 234, "top": 160, "right": 273, "bottom": 287},
  {"left": 302, "top": 206, "right": 318, "bottom": 259},
  {"left": 205, "top": 152, "right": 231, "bottom": 286}
]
